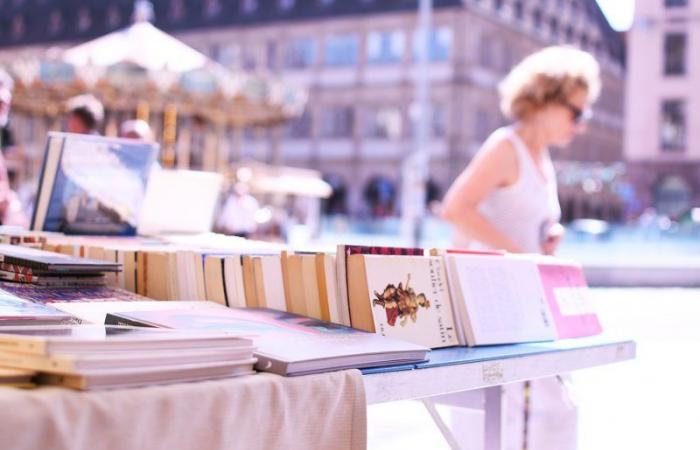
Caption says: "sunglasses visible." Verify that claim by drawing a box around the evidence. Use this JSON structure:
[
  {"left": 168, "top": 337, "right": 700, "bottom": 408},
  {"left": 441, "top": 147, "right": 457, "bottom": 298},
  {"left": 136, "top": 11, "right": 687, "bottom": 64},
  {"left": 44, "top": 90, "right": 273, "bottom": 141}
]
[{"left": 562, "top": 101, "right": 592, "bottom": 124}]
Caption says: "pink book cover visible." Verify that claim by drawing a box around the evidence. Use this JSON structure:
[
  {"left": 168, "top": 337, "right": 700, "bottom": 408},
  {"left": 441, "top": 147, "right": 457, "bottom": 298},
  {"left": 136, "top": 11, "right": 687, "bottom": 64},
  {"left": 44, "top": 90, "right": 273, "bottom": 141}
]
[{"left": 537, "top": 261, "right": 602, "bottom": 339}]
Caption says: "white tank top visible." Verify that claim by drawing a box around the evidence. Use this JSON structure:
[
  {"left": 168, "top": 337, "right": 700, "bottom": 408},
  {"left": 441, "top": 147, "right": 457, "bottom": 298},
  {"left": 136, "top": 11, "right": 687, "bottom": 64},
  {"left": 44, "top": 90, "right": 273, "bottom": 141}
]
[{"left": 457, "top": 126, "right": 561, "bottom": 253}]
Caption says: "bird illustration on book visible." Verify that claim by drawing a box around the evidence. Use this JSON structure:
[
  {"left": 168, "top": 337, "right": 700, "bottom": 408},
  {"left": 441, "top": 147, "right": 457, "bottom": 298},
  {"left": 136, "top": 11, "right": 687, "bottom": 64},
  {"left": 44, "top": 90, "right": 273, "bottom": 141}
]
[{"left": 372, "top": 274, "right": 431, "bottom": 327}]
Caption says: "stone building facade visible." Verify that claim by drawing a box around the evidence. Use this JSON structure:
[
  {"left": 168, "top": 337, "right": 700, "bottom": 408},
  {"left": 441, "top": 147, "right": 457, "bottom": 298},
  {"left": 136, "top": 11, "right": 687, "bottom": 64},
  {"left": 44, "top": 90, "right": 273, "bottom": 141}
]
[{"left": 624, "top": 0, "right": 700, "bottom": 218}]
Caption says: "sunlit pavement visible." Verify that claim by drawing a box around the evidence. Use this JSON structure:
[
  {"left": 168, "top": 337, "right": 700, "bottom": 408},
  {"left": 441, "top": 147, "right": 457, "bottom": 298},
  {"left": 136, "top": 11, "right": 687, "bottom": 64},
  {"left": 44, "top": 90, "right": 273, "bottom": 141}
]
[{"left": 368, "top": 288, "right": 700, "bottom": 450}]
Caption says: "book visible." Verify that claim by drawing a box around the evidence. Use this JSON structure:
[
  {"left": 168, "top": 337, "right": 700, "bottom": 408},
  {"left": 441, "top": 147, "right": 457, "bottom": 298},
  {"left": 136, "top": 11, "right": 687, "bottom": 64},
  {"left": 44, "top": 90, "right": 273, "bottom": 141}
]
[
  {"left": 0, "top": 292, "right": 73, "bottom": 326},
  {"left": 336, "top": 245, "right": 424, "bottom": 327},
  {"left": 0, "top": 324, "right": 252, "bottom": 355},
  {"left": 137, "top": 170, "right": 223, "bottom": 236},
  {"left": 50, "top": 300, "right": 225, "bottom": 325},
  {"left": 0, "top": 345, "right": 254, "bottom": 374},
  {"left": 0, "top": 243, "right": 120, "bottom": 273},
  {"left": 31, "top": 132, "right": 159, "bottom": 235},
  {"left": 443, "top": 253, "right": 557, "bottom": 346},
  {"left": 0, "top": 269, "right": 106, "bottom": 287},
  {"left": 532, "top": 256, "right": 602, "bottom": 339},
  {"left": 0, "top": 282, "right": 147, "bottom": 304},
  {"left": 36, "top": 360, "right": 255, "bottom": 390},
  {"left": 347, "top": 254, "right": 459, "bottom": 349},
  {"left": 0, "top": 367, "right": 36, "bottom": 387},
  {"left": 104, "top": 307, "right": 430, "bottom": 376}
]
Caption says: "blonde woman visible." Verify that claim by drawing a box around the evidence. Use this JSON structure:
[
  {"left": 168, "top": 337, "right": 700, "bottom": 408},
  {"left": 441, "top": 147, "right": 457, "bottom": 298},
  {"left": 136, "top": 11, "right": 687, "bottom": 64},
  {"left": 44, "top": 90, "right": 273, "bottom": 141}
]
[
  {"left": 442, "top": 46, "right": 601, "bottom": 450},
  {"left": 442, "top": 46, "right": 600, "bottom": 255}
]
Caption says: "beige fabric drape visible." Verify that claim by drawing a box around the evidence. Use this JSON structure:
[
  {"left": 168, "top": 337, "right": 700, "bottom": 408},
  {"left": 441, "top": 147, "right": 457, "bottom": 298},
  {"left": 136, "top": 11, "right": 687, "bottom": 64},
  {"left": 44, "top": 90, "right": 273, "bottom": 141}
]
[{"left": 0, "top": 370, "right": 367, "bottom": 450}]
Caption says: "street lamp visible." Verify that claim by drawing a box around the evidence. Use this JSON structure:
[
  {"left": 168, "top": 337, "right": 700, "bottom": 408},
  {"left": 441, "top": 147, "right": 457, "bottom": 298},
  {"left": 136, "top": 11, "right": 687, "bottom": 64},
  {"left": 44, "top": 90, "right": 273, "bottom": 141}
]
[{"left": 401, "top": 0, "right": 432, "bottom": 246}]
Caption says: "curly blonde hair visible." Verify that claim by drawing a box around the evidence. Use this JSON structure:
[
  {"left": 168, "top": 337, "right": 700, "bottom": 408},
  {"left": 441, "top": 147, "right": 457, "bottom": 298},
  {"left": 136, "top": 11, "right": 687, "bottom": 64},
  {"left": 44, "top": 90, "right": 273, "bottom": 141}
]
[{"left": 498, "top": 46, "right": 601, "bottom": 120}]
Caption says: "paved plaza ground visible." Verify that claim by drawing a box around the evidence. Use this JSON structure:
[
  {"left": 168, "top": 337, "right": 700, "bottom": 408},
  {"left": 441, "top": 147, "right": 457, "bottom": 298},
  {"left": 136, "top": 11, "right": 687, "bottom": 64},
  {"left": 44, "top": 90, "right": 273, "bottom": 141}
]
[{"left": 368, "top": 288, "right": 700, "bottom": 450}]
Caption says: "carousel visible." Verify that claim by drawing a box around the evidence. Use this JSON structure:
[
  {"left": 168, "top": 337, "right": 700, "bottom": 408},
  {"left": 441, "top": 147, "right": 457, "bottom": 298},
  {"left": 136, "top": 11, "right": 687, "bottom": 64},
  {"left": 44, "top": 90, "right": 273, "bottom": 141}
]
[{"left": 2, "top": 3, "right": 331, "bottom": 240}]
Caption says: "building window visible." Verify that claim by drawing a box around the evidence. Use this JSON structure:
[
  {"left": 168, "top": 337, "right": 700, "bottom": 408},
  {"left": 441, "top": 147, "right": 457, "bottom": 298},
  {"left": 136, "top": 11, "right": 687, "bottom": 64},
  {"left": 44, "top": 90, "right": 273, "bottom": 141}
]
[
  {"left": 414, "top": 26, "right": 452, "bottom": 62},
  {"left": 77, "top": 7, "right": 92, "bottom": 32},
  {"left": 367, "top": 30, "right": 405, "bottom": 64},
  {"left": 492, "top": 0, "right": 503, "bottom": 11},
  {"left": 474, "top": 108, "right": 491, "bottom": 142},
  {"left": 324, "top": 34, "right": 359, "bottom": 67},
  {"left": 532, "top": 8, "right": 542, "bottom": 29},
  {"left": 513, "top": 1, "right": 524, "bottom": 20},
  {"left": 10, "top": 15, "right": 24, "bottom": 40},
  {"left": 218, "top": 44, "right": 242, "bottom": 68},
  {"left": 169, "top": 0, "right": 186, "bottom": 21},
  {"left": 660, "top": 100, "right": 686, "bottom": 151},
  {"left": 106, "top": 5, "right": 122, "bottom": 28},
  {"left": 665, "top": 0, "right": 687, "bottom": 7},
  {"left": 283, "top": 37, "right": 316, "bottom": 69},
  {"left": 279, "top": 0, "right": 295, "bottom": 11},
  {"left": 320, "top": 106, "right": 354, "bottom": 138},
  {"left": 664, "top": 33, "right": 686, "bottom": 76},
  {"left": 48, "top": 10, "right": 63, "bottom": 35},
  {"left": 549, "top": 18, "right": 559, "bottom": 39},
  {"left": 241, "top": 0, "right": 257, "bottom": 14},
  {"left": 283, "top": 110, "right": 311, "bottom": 138},
  {"left": 203, "top": 0, "right": 222, "bottom": 17},
  {"left": 364, "top": 106, "right": 403, "bottom": 140},
  {"left": 431, "top": 104, "right": 446, "bottom": 138},
  {"left": 266, "top": 41, "right": 278, "bottom": 70}
]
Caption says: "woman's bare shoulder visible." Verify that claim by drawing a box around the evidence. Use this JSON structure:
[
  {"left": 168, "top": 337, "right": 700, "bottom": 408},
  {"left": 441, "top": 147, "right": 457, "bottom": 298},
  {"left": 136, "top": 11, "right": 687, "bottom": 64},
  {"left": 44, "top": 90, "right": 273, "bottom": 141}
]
[{"left": 477, "top": 128, "right": 518, "bottom": 161}]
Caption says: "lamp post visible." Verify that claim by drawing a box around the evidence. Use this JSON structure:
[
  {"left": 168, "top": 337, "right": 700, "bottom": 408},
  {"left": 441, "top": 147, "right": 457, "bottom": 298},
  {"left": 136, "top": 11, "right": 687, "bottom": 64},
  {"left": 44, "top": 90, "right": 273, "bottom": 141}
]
[{"left": 401, "top": 0, "right": 432, "bottom": 246}]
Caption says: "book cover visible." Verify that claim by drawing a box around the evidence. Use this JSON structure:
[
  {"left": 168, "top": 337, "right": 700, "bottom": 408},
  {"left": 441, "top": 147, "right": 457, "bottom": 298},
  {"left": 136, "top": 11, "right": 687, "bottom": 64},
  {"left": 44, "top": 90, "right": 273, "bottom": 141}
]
[
  {"left": 32, "top": 132, "right": 159, "bottom": 235},
  {"left": 0, "top": 292, "right": 73, "bottom": 325},
  {"left": 445, "top": 254, "right": 557, "bottom": 346},
  {"left": 104, "top": 307, "right": 430, "bottom": 376},
  {"left": 349, "top": 254, "right": 459, "bottom": 349},
  {"left": 0, "top": 281, "right": 146, "bottom": 304},
  {"left": 537, "top": 260, "right": 602, "bottom": 339},
  {"left": 336, "top": 244, "right": 424, "bottom": 326}
]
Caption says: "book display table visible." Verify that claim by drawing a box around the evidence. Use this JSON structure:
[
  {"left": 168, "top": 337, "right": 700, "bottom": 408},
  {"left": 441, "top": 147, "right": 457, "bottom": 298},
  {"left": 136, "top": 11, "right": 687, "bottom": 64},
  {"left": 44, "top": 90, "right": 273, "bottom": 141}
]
[
  {"left": 363, "top": 335, "right": 635, "bottom": 450},
  {"left": 0, "top": 336, "right": 633, "bottom": 450}
]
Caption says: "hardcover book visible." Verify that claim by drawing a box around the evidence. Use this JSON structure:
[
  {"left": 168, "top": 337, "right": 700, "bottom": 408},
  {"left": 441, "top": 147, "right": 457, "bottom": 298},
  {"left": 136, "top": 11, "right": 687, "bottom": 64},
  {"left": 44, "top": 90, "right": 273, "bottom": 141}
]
[
  {"left": 0, "top": 243, "right": 120, "bottom": 273},
  {"left": 347, "top": 254, "right": 459, "bottom": 349},
  {"left": 444, "top": 253, "right": 557, "bottom": 346},
  {"left": 104, "top": 307, "right": 430, "bottom": 376},
  {"left": 31, "top": 132, "right": 159, "bottom": 235}
]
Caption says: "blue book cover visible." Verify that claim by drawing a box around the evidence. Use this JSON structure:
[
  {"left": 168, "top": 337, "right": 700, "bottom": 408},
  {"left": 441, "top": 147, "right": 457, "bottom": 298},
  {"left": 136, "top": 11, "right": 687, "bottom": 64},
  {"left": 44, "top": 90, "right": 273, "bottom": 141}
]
[{"left": 32, "top": 132, "right": 159, "bottom": 236}]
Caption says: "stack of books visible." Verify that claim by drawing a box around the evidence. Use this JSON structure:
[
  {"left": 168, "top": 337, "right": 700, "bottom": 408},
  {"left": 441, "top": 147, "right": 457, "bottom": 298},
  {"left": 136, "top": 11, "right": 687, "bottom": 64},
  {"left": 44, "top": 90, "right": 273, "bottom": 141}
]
[
  {"left": 0, "top": 324, "right": 256, "bottom": 389},
  {"left": 0, "top": 243, "right": 120, "bottom": 287}
]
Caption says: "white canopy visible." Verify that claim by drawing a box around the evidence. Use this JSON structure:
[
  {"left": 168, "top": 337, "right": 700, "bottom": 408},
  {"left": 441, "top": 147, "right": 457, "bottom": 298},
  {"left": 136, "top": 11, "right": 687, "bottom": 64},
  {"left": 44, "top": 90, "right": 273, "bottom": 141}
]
[{"left": 62, "top": 22, "right": 208, "bottom": 73}]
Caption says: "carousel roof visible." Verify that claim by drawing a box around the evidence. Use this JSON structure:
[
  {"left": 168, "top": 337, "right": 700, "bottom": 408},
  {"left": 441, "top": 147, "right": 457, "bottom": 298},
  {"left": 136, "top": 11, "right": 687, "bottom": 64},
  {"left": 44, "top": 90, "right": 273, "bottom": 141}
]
[
  {"left": 4, "top": 14, "right": 306, "bottom": 128},
  {"left": 62, "top": 21, "right": 208, "bottom": 73}
]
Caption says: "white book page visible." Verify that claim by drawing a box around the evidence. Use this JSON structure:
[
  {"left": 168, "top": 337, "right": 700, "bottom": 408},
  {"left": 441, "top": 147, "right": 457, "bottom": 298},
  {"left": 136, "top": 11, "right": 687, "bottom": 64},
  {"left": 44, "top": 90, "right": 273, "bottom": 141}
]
[
  {"left": 363, "top": 255, "right": 459, "bottom": 348},
  {"left": 448, "top": 255, "right": 556, "bottom": 345}
]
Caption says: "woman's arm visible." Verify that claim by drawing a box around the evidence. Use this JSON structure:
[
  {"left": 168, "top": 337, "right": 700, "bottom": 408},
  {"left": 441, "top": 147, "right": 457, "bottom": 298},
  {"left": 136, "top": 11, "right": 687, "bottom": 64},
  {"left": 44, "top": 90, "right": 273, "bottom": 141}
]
[{"left": 441, "top": 138, "right": 523, "bottom": 252}]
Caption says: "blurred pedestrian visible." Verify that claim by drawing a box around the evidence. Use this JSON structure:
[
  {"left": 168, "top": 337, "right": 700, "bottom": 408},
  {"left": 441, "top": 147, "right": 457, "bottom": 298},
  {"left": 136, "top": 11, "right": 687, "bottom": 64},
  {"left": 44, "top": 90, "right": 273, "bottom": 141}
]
[
  {"left": 443, "top": 46, "right": 600, "bottom": 255},
  {"left": 442, "top": 46, "right": 602, "bottom": 450},
  {"left": 65, "top": 94, "right": 104, "bottom": 135},
  {"left": 217, "top": 183, "right": 259, "bottom": 239},
  {"left": 119, "top": 119, "right": 154, "bottom": 142},
  {"left": 0, "top": 70, "right": 27, "bottom": 226},
  {"left": 0, "top": 69, "right": 14, "bottom": 152}
]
